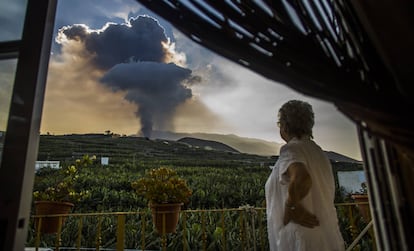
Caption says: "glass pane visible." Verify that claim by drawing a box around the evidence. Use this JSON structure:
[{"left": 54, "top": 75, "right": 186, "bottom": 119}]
[
  {"left": 0, "top": 0, "right": 27, "bottom": 41},
  {"left": 0, "top": 59, "right": 17, "bottom": 165}
]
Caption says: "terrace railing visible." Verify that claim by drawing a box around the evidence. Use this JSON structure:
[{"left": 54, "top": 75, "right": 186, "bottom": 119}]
[{"left": 27, "top": 202, "right": 374, "bottom": 251}]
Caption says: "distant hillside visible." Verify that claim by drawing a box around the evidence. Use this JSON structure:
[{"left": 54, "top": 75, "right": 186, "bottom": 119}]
[
  {"left": 37, "top": 134, "right": 275, "bottom": 168},
  {"left": 151, "top": 131, "right": 361, "bottom": 163},
  {"left": 325, "top": 151, "right": 362, "bottom": 164},
  {"left": 178, "top": 137, "right": 240, "bottom": 153},
  {"left": 37, "top": 134, "right": 362, "bottom": 169},
  {"left": 151, "top": 131, "right": 282, "bottom": 156}
]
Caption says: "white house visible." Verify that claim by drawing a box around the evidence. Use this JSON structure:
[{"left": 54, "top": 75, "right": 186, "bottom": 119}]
[
  {"left": 101, "top": 157, "right": 109, "bottom": 166},
  {"left": 35, "top": 161, "right": 60, "bottom": 171}
]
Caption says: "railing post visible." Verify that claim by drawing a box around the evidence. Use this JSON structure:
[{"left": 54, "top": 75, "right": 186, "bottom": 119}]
[
  {"left": 116, "top": 214, "right": 126, "bottom": 251},
  {"left": 251, "top": 209, "right": 257, "bottom": 251},
  {"left": 76, "top": 216, "right": 83, "bottom": 251},
  {"left": 258, "top": 210, "right": 265, "bottom": 251},
  {"left": 239, "top": 210, "right": 245, "bottom": 251},
  {"left": 160, "top": 212, "right": 167, "bottom": 251},
  {"left": 202, "top": 211, "right": 207, "bottom": 251},
  {"left": 96, "top": 215, "right": 102, "bottom": 251},
  {"left": 182, "top": 212, "right": 187, "bottom": 251},
  {"left": 35, "top": 217, "right": 42, "bottom": 251},
  {"left": 348, "top": 204, "right": 358, "bottom": 240},
  {"left": 55, "top": 216, "right": 63, "bottom": 251},
  {"left": 221, "top": 210, "right": 227, "bottom": 251},
  {"left": 141, "top": 213, "right": 146, "bottom": 250}
]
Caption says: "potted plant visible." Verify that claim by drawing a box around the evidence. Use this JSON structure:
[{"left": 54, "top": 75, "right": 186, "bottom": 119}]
[
  {"left": 32, "top": 155, "right": 94, "bottom": 233},
  {"left": 351, "top": 182, "right": 370, "bottom": 221},
  {"left": 131, "top": 167, "right": 192, "bottom": 234}
]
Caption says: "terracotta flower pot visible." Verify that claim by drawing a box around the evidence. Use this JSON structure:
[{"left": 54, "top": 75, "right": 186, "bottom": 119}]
[
  {"left": 34, "top": 201, "right": 74, "bottom": 234},
  {"left": 150, "top": 203, "right": 183, "bottom": 234},
  {"left": 351, "top": 194, "right": 371, "bottom": 221}
]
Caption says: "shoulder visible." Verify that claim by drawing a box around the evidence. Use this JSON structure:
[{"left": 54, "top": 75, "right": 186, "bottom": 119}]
[
  {"left": 279, "top": 139, "right": 307, "bottom": 164},
  {"left": 280, "top": 138, "right": 304, "bottom": 154}
]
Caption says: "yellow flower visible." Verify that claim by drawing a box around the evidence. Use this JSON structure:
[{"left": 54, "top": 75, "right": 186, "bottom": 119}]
[
  {"left": 32, "top": 154, "right": 90, "bottom": 203},
  {"left": 131, "top": 167, "right": 192, "bottom": 204},
  {"left": 68, "top": 165, "right": 77, "bottom": 174}
]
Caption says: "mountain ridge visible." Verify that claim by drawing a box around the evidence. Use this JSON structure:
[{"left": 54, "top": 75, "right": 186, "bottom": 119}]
[
  {"left": 40, "top": 132, "right": 361, "bottom": 164},
  {"left": 150, "top": 130, "right": 282, "bottom": 156},
  {"left": 150, "top": 131, "right": 361, "bottom": 163},
  {"left": 177, "top": 137, "right": 240, "bottom": 153}
]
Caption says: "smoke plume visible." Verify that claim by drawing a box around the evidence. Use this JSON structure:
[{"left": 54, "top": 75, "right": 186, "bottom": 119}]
[
  {"left": 57, "top": 16, "right": 171, "bottom": 70},
  {"left": 56, "top": 15, "right": 198, "bottom": 137},
  {"left": 101, "top": 62, "right": 194, "bottom": 137}
]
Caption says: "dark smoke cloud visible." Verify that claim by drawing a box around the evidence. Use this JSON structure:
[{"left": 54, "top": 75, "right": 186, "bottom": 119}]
[
  {"left": 101, "top": 62, "right": 193, "bottom": 137},
  {"left": 58, "top": 15, "right": 170, "bottom": 70},
  {"left": 57, "top": 15, "right": 201, "bottom": 137}
]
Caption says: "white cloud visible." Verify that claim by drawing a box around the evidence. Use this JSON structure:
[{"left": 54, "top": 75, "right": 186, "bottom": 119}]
[{"left": 171, "top": 30, "right": 361, "bottom": 159}]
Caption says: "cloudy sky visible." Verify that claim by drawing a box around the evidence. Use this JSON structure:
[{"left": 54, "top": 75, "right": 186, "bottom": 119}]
[{"left": 0, "top": 0, "right": 361, "bottom": 160}]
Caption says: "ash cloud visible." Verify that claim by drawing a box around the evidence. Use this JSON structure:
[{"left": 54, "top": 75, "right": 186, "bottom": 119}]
[
  {"left": 58, "top": 16, "right": 170, "bottom": 70},
  {"left": 57, "top": 15, "right": 200, "bottom": 137},
  {"left": 101, "top": 62, "right": 194, "bottom": 137}
]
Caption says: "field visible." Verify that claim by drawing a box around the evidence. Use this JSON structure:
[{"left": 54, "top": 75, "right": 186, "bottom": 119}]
[{"left": 29, "top": 134, "right": 372, "bottom": 250}]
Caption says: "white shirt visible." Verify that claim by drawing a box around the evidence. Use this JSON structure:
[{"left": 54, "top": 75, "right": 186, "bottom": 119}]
[{"left": 265, "top": 138, "right": 345, "bottom": 251}]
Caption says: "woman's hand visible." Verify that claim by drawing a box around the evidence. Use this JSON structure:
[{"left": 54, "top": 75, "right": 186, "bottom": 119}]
[{"left": 283, "top": 203, "right": 319, "bottom": 228}]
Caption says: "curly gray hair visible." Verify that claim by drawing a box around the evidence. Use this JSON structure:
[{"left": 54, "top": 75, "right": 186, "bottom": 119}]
[{"left": 278, "top": 100, "right": 314, "bottom": 139}]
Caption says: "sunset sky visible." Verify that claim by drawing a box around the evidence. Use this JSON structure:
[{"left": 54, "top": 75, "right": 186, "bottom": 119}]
[{"left": 0, "top": 0, "right": 361, "bottom": 160}]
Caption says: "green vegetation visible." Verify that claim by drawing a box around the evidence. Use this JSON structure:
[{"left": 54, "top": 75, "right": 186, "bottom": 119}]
[
  {"left": 30, "top": 134, "right": 372, "bottom": 250},
  {"left": 33, "top": 155, "right": 94, "bottom": 203},
  {"left": 35, "top": 134, "right": 276, "bottom": 211},
  {"left": 131, "top": 167, "right": 193, "bottom": 204}
]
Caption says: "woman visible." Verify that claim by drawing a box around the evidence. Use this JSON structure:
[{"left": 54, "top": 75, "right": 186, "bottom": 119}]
[{"left": 265, "top": 100, "right": 344, "bottom": 251}]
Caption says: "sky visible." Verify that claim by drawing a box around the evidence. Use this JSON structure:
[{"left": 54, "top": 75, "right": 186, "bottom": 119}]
[{"left": 0, "top": 0, "right": 361, "bottom": 160}]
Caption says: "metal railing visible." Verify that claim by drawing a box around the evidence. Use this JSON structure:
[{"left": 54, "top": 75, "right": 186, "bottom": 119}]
[{"left": 27, "top": 203, "right": 374, "bottom": 251}]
